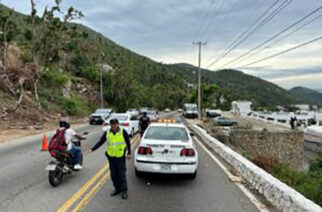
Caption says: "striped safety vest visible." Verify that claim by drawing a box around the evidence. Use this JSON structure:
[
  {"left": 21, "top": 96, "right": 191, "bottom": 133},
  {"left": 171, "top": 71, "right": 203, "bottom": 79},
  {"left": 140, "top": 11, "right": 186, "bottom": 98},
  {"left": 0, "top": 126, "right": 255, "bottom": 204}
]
[{"left": 106, "top": 128, "right": 126, "bottom": 158}]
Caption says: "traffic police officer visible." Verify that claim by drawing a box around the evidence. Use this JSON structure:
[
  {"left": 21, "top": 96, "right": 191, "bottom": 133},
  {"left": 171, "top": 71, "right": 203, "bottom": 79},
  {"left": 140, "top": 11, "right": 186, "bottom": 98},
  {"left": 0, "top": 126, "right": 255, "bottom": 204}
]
[{"left": 88, "top": 118, "right": 131, "bottom": 199}]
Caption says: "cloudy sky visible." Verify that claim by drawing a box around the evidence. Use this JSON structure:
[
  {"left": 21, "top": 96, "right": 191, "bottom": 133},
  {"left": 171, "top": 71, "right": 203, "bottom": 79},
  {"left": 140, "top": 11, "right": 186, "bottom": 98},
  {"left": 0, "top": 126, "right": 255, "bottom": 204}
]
[{"left": 1, "top": 0, "right": 322, "bottom": 89}]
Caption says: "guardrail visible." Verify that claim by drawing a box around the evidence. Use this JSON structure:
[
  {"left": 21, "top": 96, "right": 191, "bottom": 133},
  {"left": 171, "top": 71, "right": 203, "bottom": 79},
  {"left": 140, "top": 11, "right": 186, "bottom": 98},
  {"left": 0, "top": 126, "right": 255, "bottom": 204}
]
[{"left": 190, "top": 124, "right": 322, "bottom": 212}]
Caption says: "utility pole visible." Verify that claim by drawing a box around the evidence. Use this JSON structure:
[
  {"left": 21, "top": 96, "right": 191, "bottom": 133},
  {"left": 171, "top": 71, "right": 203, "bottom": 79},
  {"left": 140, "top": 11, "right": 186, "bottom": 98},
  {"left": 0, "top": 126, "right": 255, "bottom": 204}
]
[
  {"left": 98, "top": 37, "right": 104, "bottom": 109},
  {"left": 193, "top": 41, "right": 207, "bottom": 120},
  {"left": 100, "top": 67, "right": 103, "bottom": 108}
]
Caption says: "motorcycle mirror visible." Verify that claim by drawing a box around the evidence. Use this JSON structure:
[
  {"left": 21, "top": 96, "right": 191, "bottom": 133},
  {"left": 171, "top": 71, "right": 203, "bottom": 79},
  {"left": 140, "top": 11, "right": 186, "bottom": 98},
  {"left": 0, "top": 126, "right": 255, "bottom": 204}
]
[{"left": 82, "top": 132, "right": 89, "bottom": 135}]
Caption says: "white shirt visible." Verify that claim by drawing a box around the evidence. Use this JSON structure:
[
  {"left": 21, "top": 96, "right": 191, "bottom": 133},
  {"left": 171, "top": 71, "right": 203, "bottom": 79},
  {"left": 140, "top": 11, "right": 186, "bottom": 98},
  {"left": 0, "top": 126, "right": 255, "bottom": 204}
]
[{"left": 60, "top": 128, "right": 76, "bottom": 151}]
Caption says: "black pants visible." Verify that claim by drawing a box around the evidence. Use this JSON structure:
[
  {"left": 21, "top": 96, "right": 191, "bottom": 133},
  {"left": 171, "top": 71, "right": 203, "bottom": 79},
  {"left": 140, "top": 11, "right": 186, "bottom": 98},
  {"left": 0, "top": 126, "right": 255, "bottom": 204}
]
[{"left": 105, "top": 153, "right": 127, "bottom": 192}]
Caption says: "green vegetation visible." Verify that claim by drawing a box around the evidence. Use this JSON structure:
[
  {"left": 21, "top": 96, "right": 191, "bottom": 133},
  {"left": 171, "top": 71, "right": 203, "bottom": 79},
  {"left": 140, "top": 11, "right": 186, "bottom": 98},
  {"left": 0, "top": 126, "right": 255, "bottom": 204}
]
[
  {"left": 271, "top": 152, "right": 322, "bottom": 206},
  {"left": 290, "top": 86, "right": 322, "bottom": 107},
  {"left": 170, "top": 63, "right": 301, "bottom": 109},
  {"left": 0, "top": 2, "right": 190, "bottom": 116}
]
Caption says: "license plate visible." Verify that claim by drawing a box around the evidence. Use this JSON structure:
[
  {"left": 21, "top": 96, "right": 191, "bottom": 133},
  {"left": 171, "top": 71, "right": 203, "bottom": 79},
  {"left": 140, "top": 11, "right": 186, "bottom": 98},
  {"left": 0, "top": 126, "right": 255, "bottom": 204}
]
[
  {"left": 46, "top": 164, "right": 57, "bottom": 171},
  {"left": 160, "top": 164, "right": 171, "bottom": 171}
]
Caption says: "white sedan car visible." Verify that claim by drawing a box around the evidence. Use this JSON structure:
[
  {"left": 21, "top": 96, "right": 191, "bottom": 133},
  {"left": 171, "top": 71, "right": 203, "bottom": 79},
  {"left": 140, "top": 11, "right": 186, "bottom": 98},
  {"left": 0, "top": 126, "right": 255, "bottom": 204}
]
[
  {"left": 103, "top": 113, "right": 139, "bottom": 137},
  {"left": 134, "top": 122, "right": 198, "bottom": 178},
  {"left": 126, "top": 109, "right": 139, "bottom": 116}
]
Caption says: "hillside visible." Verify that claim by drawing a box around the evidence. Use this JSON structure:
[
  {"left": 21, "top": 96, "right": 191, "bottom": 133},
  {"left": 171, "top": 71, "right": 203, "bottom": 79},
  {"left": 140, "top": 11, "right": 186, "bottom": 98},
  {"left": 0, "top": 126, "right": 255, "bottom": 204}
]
[
  {"left": 316, "top": 89, "right": 322, "bottom": 93},
  {"left": 290, "top": 87, "right": 322, "bottom": 106},
  {"left": 0, "top": 3, "right": 189, "bottom": 127},
  {"left": 170, "top": 63, "right": 299, "bottom": 109}
]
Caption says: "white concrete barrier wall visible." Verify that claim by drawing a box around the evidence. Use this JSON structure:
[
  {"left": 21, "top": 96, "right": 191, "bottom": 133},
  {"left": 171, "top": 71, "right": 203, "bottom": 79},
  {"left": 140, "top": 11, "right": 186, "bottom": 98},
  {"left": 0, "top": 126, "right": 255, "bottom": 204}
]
[{"left": 191, "top": 124, "right": 322, "bottom": 212}]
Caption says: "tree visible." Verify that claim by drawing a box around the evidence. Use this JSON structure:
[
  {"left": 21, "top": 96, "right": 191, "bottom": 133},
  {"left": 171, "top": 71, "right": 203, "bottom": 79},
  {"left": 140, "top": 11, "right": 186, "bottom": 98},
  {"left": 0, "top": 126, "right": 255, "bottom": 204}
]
[
  {"left": 191, "top": 83, "right": 219, "bottom": 109},
  {"left": 0, "top": 9, "right": 16, "bottom": 94}
]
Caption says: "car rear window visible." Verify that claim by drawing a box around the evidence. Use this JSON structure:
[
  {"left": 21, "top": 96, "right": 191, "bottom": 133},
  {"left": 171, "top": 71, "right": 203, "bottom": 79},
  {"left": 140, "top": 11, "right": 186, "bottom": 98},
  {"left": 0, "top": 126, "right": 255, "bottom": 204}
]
[
  {"left": 96, "top": 109, "right": 109, "bottom": 114},
  {"left": 144, "top": 126, "right": 189, "bottom": 141},
  {"left": 111, "top": 115, "right": 128, "bottom": 121}
]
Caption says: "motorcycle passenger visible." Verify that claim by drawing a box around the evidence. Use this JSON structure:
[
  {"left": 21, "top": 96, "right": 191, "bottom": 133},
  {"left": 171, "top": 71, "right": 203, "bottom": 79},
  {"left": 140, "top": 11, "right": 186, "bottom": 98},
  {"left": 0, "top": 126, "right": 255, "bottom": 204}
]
[
  {"left": 139, "top": 112, "right": 150, "bottom": 137},
  {"left": 59, "top": 118, "right": 85, "bottom": 170}
]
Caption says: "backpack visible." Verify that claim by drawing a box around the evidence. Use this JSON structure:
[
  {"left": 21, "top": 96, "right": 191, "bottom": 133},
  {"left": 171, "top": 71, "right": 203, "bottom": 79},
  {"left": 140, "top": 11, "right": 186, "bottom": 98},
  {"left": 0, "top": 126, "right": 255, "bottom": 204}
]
[{"left": 48, "top": 128, "right": 67, "bottom": 156}]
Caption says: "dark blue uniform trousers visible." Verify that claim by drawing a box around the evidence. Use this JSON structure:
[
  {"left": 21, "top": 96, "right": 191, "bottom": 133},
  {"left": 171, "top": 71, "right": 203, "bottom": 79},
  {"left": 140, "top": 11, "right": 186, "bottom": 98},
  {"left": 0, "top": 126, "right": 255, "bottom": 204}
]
[{"left": 105, "top": 153, "right": 127, "bottom": 192}]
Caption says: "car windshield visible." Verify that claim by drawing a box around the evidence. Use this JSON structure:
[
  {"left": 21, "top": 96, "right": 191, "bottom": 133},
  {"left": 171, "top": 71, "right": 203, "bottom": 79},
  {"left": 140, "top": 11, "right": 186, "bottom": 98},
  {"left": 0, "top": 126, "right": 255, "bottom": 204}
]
[
  {"left": 110, "top": 115, "right": 128, "bottom": 121},
  {"left": 147, "top": 111, "right": 156, "bottom": 115},
  {"left": 144, "top": 126, "right": 189, "bottom": 140},
  {"left": 95, "top": 109, "right": 109, "bottom": 114}
]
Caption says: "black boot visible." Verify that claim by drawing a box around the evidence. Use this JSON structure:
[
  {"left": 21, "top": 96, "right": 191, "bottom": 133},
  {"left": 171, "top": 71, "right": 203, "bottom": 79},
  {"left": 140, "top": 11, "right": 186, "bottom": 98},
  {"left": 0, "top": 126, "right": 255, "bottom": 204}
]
[
  {"left": 110, "top": 190, "right": 120, "bottom": 196},
  {"left": 121, "top": 192, "right": 128, "bottom": 199}
]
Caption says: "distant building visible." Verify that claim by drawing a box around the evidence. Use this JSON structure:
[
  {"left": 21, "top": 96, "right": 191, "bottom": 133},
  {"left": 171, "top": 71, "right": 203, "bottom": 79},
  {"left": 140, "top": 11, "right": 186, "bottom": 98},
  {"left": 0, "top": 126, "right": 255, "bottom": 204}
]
[
  {"left": 231, "top": 101, "right": 252, "bottom": 116},
  {"left": 293, "top": 104, "right": 310, "bottom": 111}
]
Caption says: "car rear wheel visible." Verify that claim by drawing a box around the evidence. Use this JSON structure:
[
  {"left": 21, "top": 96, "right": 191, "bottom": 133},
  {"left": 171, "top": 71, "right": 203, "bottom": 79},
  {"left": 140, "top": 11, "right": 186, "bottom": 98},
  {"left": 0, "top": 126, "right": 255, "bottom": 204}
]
[
  {"left": 135, "top": 168, "right": 143, "bottom": 178},
  {"left": 188, "top": 170, "right": 197, "bottom": 179}
]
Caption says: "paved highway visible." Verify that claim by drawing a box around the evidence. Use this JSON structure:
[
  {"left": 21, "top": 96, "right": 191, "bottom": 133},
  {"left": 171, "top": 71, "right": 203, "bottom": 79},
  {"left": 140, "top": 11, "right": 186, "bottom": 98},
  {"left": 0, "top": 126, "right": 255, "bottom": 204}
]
[{"left": 0, "top": 112, "right": 261, "bottom": 212}]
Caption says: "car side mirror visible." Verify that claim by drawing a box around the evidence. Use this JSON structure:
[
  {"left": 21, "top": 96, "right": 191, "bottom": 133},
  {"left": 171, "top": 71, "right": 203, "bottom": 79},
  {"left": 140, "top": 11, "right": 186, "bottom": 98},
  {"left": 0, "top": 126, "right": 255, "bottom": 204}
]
[{"left": 190, "top": 132, "right": 195, "bottom": 137}]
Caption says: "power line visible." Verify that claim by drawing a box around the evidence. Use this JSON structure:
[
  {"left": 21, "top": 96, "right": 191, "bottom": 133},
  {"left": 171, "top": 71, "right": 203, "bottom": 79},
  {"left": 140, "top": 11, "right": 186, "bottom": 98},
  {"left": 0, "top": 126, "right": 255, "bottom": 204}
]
[
  {"left": 207, "top": 0, "right": 294, "bottom": 69},
  {"left": 206, "top": 0, "right": 282, "bottom": 68},
  {"left": 193, "top": 0, "right": 217, "bottom": 42},
  {"left": 236, "top": 36, "right": 322, "bottom": 68},
  {"left": 235, "top": 14, "right": 322, "bottom": 65},
  {"left": 203, "top": 0, "right": 226, "bottom": 42},
  {"left": 204, "top": 0, "right": 263, "bottom": 64},
  {"left": 219, "top": 6, "right": 322, "bottom": 68},
  {"left": 204, "top": 0, "right": 240, "bottom": 43}
]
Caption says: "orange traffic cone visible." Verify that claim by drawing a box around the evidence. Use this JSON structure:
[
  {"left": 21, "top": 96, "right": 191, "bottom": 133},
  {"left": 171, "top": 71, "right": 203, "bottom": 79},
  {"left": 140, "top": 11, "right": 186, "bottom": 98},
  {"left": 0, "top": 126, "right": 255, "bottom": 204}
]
[{"left": 41, "top": 133, "right": 48, "bottom": 151}]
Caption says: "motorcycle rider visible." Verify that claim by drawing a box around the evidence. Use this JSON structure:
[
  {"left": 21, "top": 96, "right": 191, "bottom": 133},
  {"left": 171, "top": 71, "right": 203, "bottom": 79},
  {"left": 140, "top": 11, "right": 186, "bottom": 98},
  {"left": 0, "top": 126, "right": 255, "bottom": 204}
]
[
  {"left": 59, "top": 118, "right": 86, "bottom": 170},
  {"left": 139, "top": 112, "right": 150, "bottom": 137}
]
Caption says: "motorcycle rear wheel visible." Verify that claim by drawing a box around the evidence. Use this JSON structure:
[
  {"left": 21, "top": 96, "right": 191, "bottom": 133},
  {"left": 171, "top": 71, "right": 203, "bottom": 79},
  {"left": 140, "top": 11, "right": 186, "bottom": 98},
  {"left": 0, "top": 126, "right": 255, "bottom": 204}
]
[{"left": 49, "top": 169, "right": 63, "bottom": 187}]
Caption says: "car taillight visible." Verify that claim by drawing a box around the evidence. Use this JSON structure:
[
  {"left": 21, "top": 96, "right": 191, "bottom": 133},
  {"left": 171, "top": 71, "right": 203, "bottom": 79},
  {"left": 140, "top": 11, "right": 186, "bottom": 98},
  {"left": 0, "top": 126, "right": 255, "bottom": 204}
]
[
  {"left": 138, "top": 146, "right": 153, "bottom": 155},
  {"left": 146, "top": 147, "right": 153, "bottom": 155},
  {"left": 122, "top": 122, "right": 130, "bottom": 126},
  {"left": 180, "top": 149, "right": 187, "bottom": 156},
  {"left": 180, "top": 148, "right": 195, "bottom": 157},
  {"left": 138, "top": 147, "right": 146, "bottom": 155}
]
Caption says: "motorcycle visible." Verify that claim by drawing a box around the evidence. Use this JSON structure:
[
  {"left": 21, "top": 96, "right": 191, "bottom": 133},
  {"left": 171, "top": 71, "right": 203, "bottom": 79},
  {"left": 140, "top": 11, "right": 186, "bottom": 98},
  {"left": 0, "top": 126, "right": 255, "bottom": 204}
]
[{"left": 46, "top": 132, "right": 88, "bottom": 187}]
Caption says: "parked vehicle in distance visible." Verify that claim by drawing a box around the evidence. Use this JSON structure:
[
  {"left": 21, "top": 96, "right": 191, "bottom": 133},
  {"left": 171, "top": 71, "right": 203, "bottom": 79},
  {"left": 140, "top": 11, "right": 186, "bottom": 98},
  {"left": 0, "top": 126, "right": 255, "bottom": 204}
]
[
  {"left": 126, "top": 109, "right": 139, "bottom": 116},
  {"left": 103, "top": 113, "right": 139, "bottom": 137},
  {"left": 211, "top": 117, "right": 237, "bottom": 126},
  {"left": 140, "top": 107, "right": 149, "bottom": 114},
  {"left": 183, "top": 103, "right": 198, "bottom": 119},
  {"left": 164, "top": 108, "right": 171, "bottom": 112},
  {"left": 89, "top": 108, "right": 112, "bottom": 125},
  {"left": 206, "top": 109, "right": 222, "bottom": 118},
  {"left": 146, "top": 109, "right": 159, "bottom": 122},
  {"left": 134, "top": 121, "right": 198, "bottom": 178},
  {"left": 177, "top": 108, "right": 183, "bottom": 113}
]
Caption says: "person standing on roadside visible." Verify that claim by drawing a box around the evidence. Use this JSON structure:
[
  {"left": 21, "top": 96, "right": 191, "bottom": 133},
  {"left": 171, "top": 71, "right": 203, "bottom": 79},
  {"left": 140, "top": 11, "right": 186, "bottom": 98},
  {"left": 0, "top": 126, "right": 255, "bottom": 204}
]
[{"left": 87, "top": 118, "right": 131, "bottom": 199}]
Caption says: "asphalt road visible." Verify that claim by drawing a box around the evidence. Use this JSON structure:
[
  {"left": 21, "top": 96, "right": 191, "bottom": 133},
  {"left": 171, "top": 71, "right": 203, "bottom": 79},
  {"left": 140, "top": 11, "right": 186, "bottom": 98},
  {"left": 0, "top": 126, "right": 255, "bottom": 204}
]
[
  {"left": 82, "top": 134, "right": 259, "bottom": 212},
  {"left": 0, "top": 124, "right": 108, "bottom": 212},
  {"left": 0, "top": 111, "right": 259, "bottom": 212}
]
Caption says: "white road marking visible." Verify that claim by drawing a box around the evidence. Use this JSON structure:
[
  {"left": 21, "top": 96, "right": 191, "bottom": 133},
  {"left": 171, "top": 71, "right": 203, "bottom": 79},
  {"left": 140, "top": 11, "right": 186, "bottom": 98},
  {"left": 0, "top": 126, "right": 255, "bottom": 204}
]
[{"left": 194, "top": 136, "right": 270, "bottom": 212}]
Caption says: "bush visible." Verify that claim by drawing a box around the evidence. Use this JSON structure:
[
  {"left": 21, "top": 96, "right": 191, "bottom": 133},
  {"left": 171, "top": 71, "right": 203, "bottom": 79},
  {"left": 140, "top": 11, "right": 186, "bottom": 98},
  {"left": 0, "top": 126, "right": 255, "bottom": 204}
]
[
  {"left": 62, "top": 94, "right": 89, "bottom": 116},
  {"left": 271, "top": 153, "right": 322, "bottom": 206},
  {"left": 21, "top": 52, "right": 33, "bottom": 63},
  {"left": 253, "top": 156, "right": 280, "bottom": 172},
  {"left": 40, "top": 67, "right": 70, "bottom": 87},
  {"left": 75, "top": 65, "right": 100, "bottom": 82}
]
